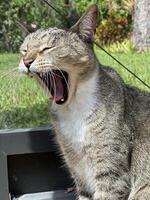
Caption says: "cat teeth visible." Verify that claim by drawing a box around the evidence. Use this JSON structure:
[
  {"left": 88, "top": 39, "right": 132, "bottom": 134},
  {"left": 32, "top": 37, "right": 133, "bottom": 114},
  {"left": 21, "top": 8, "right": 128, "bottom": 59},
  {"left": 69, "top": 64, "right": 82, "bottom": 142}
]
[
  {"left": 61, "top": 98, "right": 64, "bottom": 102},
  {"left": 38, "top": 73, "right": 44, "bottom": 79},
  {"left": 40, "top": 73, "right": 43, "bottom": 78}
]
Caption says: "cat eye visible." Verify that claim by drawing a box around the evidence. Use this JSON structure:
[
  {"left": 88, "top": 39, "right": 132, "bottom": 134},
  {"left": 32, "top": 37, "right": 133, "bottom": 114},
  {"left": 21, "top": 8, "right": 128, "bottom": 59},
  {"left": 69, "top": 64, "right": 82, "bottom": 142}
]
[{"left": 39, "top": 47, "right": 52, "bottom": 53}]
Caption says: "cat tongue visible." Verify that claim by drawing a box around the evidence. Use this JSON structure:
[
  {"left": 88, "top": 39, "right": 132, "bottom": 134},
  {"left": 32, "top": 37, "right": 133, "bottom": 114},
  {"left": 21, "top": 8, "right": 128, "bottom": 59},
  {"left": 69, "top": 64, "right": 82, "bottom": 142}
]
[{"left": 52, "top": 75, "right": 64, "bottom": 102}]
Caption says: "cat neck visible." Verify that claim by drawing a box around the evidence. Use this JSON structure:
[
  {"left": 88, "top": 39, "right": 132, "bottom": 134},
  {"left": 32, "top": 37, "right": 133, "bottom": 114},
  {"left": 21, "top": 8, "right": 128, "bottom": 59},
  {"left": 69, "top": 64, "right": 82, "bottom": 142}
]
[
  {"left": 52, "top": 66, "right": 99, "bottom": 146},
  {"left": 52, "top": 66, "right": 99, "bottom": 116}
]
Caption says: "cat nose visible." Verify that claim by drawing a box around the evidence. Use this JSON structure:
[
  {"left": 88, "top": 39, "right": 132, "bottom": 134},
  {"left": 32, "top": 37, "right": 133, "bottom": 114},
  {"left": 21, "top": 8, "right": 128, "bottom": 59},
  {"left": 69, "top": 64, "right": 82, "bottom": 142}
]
[{"left": 23, "top": 59, "right": 34, "bottom": 69}]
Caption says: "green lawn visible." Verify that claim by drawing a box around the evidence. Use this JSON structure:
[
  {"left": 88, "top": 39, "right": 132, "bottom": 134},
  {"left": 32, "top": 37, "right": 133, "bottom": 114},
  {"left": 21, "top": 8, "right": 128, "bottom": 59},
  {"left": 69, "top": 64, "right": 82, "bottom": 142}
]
[
  {"left": 0, "top": 51, "right": 150, "bottom": 129},
  {"left": 0, "top": 54, "right": 50, "bottom": 129}
]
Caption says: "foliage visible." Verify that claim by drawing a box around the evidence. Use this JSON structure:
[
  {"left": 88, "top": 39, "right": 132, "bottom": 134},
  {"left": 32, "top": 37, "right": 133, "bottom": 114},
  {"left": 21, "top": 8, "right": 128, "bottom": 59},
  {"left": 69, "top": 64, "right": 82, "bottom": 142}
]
[
  {"left": 122, "top": 0, "right": 135, "bottom": 16},
  {"left": 0, "top": 52, "right": 149, "bottom": 129},
  {"left": 0, "top": 0, "right": 135, "bottom": 52},
  {"left": 96, "top": 17, "right": 131, "bottom": 45},
  {"left": 0, "top": 0, "right": 66, "bottom": 53},
  {"left": 103, "top": 39, "right": 134, "bottom": 53},
  {"left": 94, "top": 0, "right": 134, "bottom": 45},
  {"left": 75, "top": 0, "right": 95, "bottom": 13}
]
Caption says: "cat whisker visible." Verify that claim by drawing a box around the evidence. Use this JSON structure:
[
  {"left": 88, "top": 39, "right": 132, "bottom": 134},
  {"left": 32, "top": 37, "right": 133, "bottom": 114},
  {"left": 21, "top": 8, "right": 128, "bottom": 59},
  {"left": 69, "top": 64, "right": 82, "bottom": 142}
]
[
  {"left": 37, "top": 64, "right": 69, "bottom": 88},
  {"left": 34, "top": 61, "right": 50, "bottom": 66},
  {"left": 0, "top": 72, "right": 18, "bottom": 80},
  {"left": 35, "top": 63, "right": 56, "bottom": 73},
  {"left": 50, "top": 71, "right": 63, "bottom": 79},
  {"left": 0, "top": 71, "right": 14, "bottom": 79},
  {"left": 36, "top": 64, "right": 69, "bottom": 103},
  {"left": 49, "top": 71, "right": 53, "bottom": 98},
  {"left": 0, "top": 72, "right": 19, "bottom": 91},
  {"left": 0, "top": 73, "right": 19, "bottom": 89},
  {"left": 11, "top": 75, "right": 22, "bottom": 104},
  {"left": 1, "top": 66, "right": 19, "bottom": 71},
  {"left": 45, "top": 66, "right": 54, "bottom": 102},
  {"left": 42, "top": 67, "right": 55, "bottom": 101},
  {"left": 50, "top": 69, "right": 57, "bottom": 106},
  {"left": 46, "top": 71, "right": 50, "bottom": 97},
  {"left": 54, "top": 65, "right": 70, "bottom": 95},
  {"left": 0, "top": 61, "right": 19, "bottom": 65},
  {"left": 0, "top": 68, "right": 19, "bottom": 79},
  {"left": 0, "top": 74, "right": 18, "bottom": 91},
  {"left": 39, "top": 68, "right": 51, "bottom": 98}
]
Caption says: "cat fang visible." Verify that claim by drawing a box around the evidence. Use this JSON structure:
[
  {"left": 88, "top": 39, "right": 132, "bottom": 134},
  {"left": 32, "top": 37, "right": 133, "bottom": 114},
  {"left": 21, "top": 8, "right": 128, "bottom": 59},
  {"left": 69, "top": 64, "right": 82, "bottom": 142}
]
[{"left": 37, "top": 70, "right": 69, "bottom": 105}]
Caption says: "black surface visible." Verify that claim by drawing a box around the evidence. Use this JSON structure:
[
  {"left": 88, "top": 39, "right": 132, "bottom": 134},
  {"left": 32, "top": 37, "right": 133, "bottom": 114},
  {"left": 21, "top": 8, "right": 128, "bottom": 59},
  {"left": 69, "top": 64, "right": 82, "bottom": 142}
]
[
  {"left": 0, "top": 128, "right": 76, "bottom": 200},
  {"left": 8, "top": 152, "right": 73, "bottom": 195},
  {"left": 0, "top": 127, "right": 56, "bottom": 155},
  {"left": 13, "top": 190, "right": 76, "bottom": 200}
]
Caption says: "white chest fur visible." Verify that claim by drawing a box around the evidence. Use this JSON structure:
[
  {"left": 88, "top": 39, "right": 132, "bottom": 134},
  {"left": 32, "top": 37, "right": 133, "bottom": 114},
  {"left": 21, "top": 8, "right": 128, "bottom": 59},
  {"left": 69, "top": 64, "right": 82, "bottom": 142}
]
[
  {"left": 58, "top": 109, "right": 87, "bottom": 148},
  {"left": 53, "top": 73, "right": 98, "bottom": 194},
  {"left": 55, "top": 73, "right": 98, "bottom": 150},
  {"left": 56, "top": 100, "right": 96, "bottom": 193}
]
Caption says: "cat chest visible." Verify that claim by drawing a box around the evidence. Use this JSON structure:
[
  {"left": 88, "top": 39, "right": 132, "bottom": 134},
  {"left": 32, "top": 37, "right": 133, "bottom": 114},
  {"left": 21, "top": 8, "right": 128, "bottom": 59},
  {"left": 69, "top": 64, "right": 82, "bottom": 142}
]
[
  {"left": 58, "top": 113, "right": 87, "bottom": 149},
  {"left": 58, "top": 116, "right": 95, "bottom": 194}
]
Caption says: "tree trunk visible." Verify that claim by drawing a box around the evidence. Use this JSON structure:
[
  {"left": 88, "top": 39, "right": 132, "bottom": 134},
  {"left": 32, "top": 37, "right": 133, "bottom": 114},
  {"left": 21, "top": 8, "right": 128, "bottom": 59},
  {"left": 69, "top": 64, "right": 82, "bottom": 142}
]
[{"left": 133, "top": 0, "right": 150, "bottom": 52}]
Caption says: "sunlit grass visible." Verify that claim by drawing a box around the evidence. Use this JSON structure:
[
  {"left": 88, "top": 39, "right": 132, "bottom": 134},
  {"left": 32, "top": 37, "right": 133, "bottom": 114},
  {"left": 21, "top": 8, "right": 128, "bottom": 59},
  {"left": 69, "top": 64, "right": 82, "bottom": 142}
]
[
  {"left": 0, "top": 54, "right": 50, "bottom": 129},
  {"left": 95, "top": 48, "right": 150, "bottom": 92}
]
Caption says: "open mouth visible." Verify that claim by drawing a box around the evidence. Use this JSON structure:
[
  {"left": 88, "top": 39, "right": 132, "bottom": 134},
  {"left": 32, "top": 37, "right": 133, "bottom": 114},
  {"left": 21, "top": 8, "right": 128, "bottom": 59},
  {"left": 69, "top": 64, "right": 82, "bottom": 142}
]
[{"left": 37, "top": 70, "right": 69, "bottom": 105}]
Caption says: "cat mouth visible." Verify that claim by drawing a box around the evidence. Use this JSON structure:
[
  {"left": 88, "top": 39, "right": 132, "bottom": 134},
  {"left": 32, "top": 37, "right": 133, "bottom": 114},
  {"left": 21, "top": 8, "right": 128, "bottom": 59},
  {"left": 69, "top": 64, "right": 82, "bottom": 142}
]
[{"left": 37, "top": 70, "right": 69, "bottom": 105}]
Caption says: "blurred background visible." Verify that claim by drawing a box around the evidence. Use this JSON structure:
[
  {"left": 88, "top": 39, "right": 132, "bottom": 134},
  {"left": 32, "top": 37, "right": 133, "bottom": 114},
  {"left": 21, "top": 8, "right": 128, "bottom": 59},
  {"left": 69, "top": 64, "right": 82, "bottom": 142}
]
[{"left": 0, "top": 0, "right": 149, "bottom": 129}]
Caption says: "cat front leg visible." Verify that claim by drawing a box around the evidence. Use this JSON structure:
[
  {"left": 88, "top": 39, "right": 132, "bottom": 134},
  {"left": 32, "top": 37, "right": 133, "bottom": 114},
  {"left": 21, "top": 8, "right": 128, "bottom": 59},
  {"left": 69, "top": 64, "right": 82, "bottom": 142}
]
[
  {"left": 91, "top": 151, "right": 130, "bottom": 200},
  {"left": 79, "top": 195, "right": 91, "bottom": 200},
  {"left": 85, "top": 126, "right": 130, "bottom": 200},
  {"left": 74, "top": 177, "right": 92, "bottom": 200},
  {"left": 92, "top": 174, "right": 130, "bottom": 200},
  {"left": 128, "top": 185, "right": 150, "bottom": 200},
  {"left": 78, "top": 190, "right": 92, "bottom": 200},
  {"left": 77, "top": 184, "right": 92, "bottom": 200}
]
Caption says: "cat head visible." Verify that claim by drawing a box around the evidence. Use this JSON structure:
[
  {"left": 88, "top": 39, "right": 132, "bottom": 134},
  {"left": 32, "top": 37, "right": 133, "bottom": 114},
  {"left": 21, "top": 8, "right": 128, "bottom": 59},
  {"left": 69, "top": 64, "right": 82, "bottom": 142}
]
[{"left": 19, "top": 5, "right": 99, "bottom": 105}]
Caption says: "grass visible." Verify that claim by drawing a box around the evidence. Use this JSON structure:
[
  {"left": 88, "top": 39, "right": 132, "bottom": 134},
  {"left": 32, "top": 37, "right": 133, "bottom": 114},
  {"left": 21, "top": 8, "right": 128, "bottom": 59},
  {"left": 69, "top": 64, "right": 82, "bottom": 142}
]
[
  {"left": 95, "top": 48, "right": 150, "bottom": 91},
  {"left": 0, "top": 54, "right": 50, "bottom": 129},
  {"left": 0, "top": 51, "right": 150, "bottom": 129}
]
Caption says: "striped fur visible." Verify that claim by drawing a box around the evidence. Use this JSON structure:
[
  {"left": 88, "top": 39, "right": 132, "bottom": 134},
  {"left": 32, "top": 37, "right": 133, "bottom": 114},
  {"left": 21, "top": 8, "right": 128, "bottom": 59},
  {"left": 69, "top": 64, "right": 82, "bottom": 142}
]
[{"left": 19, "top": 5, "right": 150, "bottom": 200}]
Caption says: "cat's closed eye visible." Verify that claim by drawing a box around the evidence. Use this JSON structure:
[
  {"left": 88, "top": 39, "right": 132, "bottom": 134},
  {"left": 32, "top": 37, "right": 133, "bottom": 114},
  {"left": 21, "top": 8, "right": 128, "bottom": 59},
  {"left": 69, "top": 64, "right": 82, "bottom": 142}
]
[{"left": 39, "top": 47, "right": 53, "bottom": 53}]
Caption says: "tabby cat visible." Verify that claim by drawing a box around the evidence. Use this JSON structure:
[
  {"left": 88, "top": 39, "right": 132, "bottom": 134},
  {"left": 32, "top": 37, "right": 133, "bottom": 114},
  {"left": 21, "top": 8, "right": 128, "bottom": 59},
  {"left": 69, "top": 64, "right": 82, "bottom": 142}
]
[{"left": 19, "top": 5, "right": 150, "bottom": 200}]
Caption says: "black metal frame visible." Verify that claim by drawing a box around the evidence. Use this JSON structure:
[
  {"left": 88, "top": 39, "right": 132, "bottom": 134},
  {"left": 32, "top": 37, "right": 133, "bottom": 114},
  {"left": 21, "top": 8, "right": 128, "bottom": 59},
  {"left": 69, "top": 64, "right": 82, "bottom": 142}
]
[{"left": 0, "top": 128, "right": 76, "bottom": 200}]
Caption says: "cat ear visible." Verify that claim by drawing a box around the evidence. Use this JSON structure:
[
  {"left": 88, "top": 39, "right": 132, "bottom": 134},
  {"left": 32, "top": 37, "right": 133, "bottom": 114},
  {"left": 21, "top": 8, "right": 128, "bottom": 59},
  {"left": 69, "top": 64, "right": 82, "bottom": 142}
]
[
  {"left": 16, "top": 21, "right": 38, "bottom": 37},
  {"left": 70, "top": 4, "right": 99, "bottom": 43}
]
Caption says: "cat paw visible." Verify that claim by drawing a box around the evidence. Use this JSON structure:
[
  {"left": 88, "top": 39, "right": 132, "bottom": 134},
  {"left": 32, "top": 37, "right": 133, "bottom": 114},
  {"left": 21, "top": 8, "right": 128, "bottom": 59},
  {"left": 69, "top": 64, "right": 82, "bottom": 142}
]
[
  {"left": 128, "top": 186, "right": 150, "bottom": 200},
  {"left": 93, "top": 191, "right": 104, "bottom": 200},
  {"left": 93, "top": 191, "right": 116, "bottom": 200},
  {"left": 78, "top": 196, "right": 90, "bottom": 200}
]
